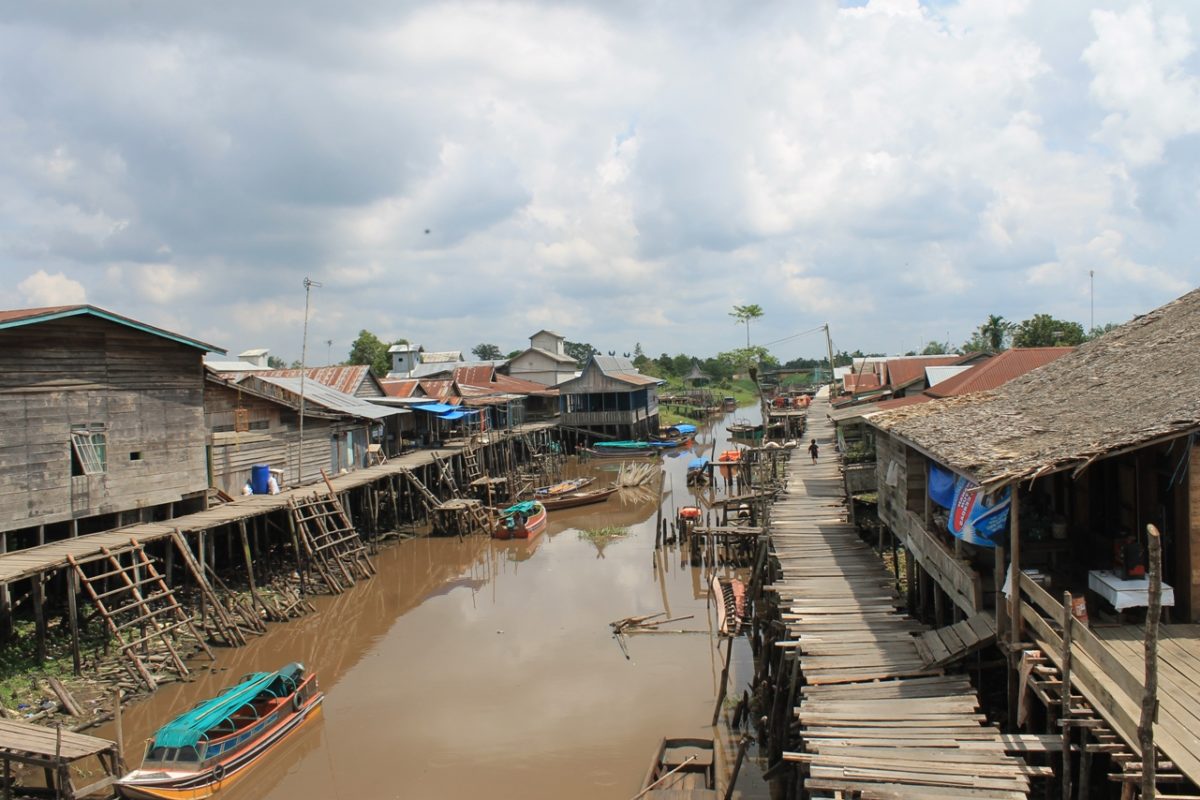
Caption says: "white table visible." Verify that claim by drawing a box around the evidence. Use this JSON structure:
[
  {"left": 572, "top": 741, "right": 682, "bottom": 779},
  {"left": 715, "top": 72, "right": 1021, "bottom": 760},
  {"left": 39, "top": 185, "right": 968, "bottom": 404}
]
[{"left": 1088, "top": 569, "right": 1175, "bottom": 611}]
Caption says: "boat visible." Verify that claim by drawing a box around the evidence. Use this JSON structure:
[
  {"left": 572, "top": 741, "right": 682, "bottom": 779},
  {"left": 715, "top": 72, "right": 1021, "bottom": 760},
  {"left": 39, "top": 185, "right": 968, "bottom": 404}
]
[
  {"left": 717, "top": 449, "right": 741, "bottom": 481},
  {"left": 723, "top": 396, "right": 737, "bottom": 411},
  {"left": 650, "top": 423, "right": 697, "bottom": 448},
  {"left": 116, "top": 663, "right": 322, "bottom": 800},
  {"left": 686, "top": 456, "right": 710, "bottom": 486},
  {"left": 582, "top": 445, "right": 659, "bottom": 458},
  {"left": 532, "top": 477, "right": 595, "bottom": 497},
  {"left": 539, "top": 486, "right": 618, "bottom": 511},
  {"left": 639, "top": 737, "right": 716, "bottom": 797},
  {"left": 711, "top": 574, "right": 747, "bottom": 636},
  {"left": 494, "top": 500, "right": 547, "bottom": 540},
  {"left": 727, "top": 419, "right": 764, "bottom": 444}
]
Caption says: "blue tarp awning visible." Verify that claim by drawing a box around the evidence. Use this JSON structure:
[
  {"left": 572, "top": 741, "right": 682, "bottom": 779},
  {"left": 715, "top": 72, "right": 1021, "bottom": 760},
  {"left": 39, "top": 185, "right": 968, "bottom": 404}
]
[
  {"left": 413, "top": 403, "right": 460, "bottom": 414},
  {"left": 438, "top": 410, "right": 475, "bottom": 420}
]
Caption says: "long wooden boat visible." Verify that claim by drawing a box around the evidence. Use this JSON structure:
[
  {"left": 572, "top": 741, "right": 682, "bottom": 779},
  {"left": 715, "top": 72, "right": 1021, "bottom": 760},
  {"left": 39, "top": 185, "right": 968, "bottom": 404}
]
[
  {"left": 711, "top": 574, "right": 747, "bottom": 636},
  {"left": 532, "top": 477, "right": 595, "bottom": 497},
  {"left": 649, "top": 423, "right": 697, "bottom": 448},
  {"left": 494, "top": 500, "right": 547, "bottom": 540},
  {"left": 639, "top": 737, "right": 717, "bottom": 797},
  {"left": 116, "top": 663, "right": 322, "bottom": 800},
  {"left": 581, "top": 446, "right": 659, "bottom": 458},
  {"left": 540, "top": 486, "right": 618, "bottom": 511}
]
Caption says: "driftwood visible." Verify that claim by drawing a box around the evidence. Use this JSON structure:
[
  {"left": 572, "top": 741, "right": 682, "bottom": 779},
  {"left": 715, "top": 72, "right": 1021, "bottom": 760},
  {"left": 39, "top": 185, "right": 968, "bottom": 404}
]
[{"left": 46, "top": 677, "right": 84, "bottom": 718}]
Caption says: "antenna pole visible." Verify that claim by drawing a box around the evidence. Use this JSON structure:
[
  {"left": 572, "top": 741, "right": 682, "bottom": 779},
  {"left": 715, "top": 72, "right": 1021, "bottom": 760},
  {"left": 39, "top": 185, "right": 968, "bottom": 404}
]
[
  {"left": 298, "top": 277, "right": 322, "bottom": 486},
  {"left": 824, "top": 323, "right": 836, "bottom": 397}
]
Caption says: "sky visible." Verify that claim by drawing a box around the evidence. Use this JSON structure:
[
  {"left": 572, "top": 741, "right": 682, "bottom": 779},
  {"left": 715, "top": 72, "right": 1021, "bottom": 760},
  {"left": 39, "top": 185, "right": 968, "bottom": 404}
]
[{"left": 1, "top": 0, "right": 1198, "bottom": 364}]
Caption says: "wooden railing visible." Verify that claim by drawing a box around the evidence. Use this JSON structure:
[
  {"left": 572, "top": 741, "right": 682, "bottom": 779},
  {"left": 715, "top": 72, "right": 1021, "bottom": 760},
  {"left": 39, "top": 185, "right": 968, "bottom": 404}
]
[{"left": 898, "top": 510, "right": 982, "bottom": 614}]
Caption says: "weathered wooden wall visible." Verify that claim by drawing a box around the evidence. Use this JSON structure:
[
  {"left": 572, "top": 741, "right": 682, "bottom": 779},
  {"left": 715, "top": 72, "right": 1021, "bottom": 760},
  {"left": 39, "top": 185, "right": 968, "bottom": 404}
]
[
  {"left": 0, "top": 316, "right": 208, "bottom": 534},
  {"left": 1188, "top": 445, "right": 1200, "bottom": 622}
]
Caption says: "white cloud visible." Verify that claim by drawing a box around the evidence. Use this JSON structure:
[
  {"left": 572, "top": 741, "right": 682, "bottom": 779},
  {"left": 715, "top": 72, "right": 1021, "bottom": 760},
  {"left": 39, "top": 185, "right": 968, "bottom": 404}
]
[
  {"left": 17, "top": 270, "right": 87, "bottom": 306},
  {"left": 136, "top": 264, "right": 201, "bottom": 304}
]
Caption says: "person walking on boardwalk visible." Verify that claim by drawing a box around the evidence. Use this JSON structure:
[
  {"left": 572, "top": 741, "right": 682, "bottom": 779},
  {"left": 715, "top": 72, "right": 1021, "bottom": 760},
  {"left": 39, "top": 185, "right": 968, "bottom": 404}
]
[{"left": 808, "top": 438, "right": 819, "bottom": 463}]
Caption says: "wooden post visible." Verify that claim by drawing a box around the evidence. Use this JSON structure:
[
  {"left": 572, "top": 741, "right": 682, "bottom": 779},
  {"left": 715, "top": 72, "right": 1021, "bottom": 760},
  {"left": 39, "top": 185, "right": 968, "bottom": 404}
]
[
  {"left": 994, "top": 545, "right": 1007, "bottom": 642},
  {"left": 66, "top": 571, "right": 81, "bottom": 676},
  {"left": 113, "top": 688, "right": 124, "bottom": 769},
  {"left": 238, "top": 520, "right": 258, "bottom": 596},
  {"left": 1061, "top": 590, "right": 1074, "bottom": 800},
  {"left": 32, "top": 573, "right": 46, "bottom": 665},
  {"left": 53, "top": 724, "right": 62, "bottom": 800},
  {"left": 1140, "top": 524, "right": 1163, "bottom": 800},
  {"left": 1007, "top": 489, "right": 1022, "bottom": 727},
  {"left": 711, "top": 636, "right": 735, "bottom": 726}
]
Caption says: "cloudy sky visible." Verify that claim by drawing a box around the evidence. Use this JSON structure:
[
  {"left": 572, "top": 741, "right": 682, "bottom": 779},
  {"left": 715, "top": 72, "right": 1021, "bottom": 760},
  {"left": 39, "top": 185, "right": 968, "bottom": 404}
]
[{"left": 1, "top": 0, "right": 1197, "bottom": 363}]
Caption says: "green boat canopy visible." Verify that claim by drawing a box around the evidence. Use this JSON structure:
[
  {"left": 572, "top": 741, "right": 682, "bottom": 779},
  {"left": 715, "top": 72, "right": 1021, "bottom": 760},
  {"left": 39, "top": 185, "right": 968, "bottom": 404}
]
[
  {"left": 153, "top": 664, "right": 303, "bottom": 748},
  {"left": 502, "top": 500, "right": 539, "bottom": 516}
]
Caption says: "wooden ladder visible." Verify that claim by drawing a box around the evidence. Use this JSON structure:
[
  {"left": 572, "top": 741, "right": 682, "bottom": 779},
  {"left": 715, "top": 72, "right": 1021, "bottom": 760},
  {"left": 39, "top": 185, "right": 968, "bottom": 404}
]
[
  {"left": 463, "top": 446, "right": 483, "bottom": 483},
  {"left": 66, "top": 539, "right": 214, "bottom": 691},
  {"left": 400, "top": 468, "right": 441, "bottom": 513},
  {"left": 432, "top": 453, "right": 461, "bottom": 495},
  {"left": 289, "top": 493, "right": 375, "bottom": 594}
]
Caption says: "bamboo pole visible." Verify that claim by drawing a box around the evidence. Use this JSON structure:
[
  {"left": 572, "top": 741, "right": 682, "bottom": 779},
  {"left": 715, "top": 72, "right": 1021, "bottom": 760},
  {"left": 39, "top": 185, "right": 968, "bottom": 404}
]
[
  {"left": 1061, "top": 590, "right": 1074, "bottom": 800},
  {"left": 1139, "top": 524, "right": 1163, "bottom": 800}
]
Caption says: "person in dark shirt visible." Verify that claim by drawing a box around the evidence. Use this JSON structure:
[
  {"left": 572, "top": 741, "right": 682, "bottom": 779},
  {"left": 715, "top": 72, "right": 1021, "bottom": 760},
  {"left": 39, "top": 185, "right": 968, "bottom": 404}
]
[{"left": 808, "top": 439, "right": 819, "bottom": 463}]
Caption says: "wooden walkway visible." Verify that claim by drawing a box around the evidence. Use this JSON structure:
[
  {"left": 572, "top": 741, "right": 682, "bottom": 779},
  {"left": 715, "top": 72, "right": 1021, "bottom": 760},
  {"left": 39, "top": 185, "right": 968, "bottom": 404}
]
[
  {"left": 0, "top": 422, "right": 555, "bottom": 585},
  {"left": 773, "top": 393, "right": 1033, "bottom": 798}
]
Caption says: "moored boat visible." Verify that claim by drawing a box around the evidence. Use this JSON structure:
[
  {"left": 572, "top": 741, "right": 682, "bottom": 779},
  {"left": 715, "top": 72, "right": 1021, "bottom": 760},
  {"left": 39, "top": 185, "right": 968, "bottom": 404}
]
[
  {"left": 650, "top": 423, "right": 697, "bottom": 448},
  {"left": 539, "top": 486, "right": 618, "bottom": 511},
  {"left": 532, "top": 477, "right": 595, "bottom": 497},
  {"left": 116, "top": 663, "right": 322, "bottom": 800},
  {"left": 494, "top": 500, "right": 547, "bottom": 540},
  {"left": 686, "top": 456, "right": 710, "bottom": 486},
  {"left": 722, "top": 396, "right": 737, "bottom": 411},
  {"left": 639, "top": 737, "right": 716, "bottom": 797},
  {"left": 582, "top": 445, "right": 659, "bottom": 458}
]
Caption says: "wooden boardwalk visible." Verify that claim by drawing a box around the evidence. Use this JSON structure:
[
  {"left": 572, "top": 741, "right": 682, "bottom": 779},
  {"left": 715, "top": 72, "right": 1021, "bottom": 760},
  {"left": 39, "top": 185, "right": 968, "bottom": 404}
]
[
  {"left": 773, "top": 393, "right": 1033, "bottom": 798},
  {"left": 0, "top": 422, "right": 555, "bottom": 585}
]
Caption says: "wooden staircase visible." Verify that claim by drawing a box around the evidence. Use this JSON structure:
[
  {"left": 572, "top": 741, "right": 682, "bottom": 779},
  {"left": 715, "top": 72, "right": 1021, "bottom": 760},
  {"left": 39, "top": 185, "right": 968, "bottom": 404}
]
[
  {"left": 66, "top": 539, "right": 214, "bottom": 691},
  {"left": 288, "top": 493, "right": 375, "bottom": 594}
]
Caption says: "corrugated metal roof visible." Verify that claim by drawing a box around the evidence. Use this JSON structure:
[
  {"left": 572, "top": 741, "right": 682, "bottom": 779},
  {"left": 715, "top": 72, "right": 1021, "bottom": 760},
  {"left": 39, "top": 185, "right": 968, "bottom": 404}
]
[
  {"left": 516, "top": 346, "right": 576, "bottom": 364},
  {"left": 251, "top": 376, "right": 405, "bottom": 420},
  {"left": 591, "top": 355, "right": 662, "bottom": 386},
  {"left": 245, "top": 366, "right": 376, "bottom": 396},
  {"left": 380, "top": 379, "right": 421, "bottom": 398},
  {"left": 388, "top": 343, "right": 422, "bottom": 353},
  {"left": 421, "top": 350, "right": 462, "bottom": 363},
  {"left": 925, "top": 347, "right": 1074, "bottom": 398},
  {"left": 925, "top": 365, "right": 972, "bottom": 386},
  {"left": 0, "top": 305, "right": 224, "bottom": 353},
  {"left": 884, "top": 355, "right": 963, "bottom": 389}
]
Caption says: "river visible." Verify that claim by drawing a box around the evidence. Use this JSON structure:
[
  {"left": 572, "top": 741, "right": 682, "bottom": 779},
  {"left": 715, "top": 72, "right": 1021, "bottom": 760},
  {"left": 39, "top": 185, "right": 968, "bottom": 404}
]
[{"left": 104, "top": 404, "right": 768, "bottom": 799}]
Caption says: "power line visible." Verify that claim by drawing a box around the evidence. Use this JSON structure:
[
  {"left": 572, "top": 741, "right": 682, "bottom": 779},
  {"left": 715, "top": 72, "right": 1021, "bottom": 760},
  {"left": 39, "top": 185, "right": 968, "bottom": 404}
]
[{"left": 760, "top": 324, "right": 829, "bottom": 348}]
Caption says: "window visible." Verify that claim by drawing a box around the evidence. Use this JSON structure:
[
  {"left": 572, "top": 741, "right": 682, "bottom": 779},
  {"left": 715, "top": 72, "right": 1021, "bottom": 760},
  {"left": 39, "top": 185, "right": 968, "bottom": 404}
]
[
  {"left": 70, "top": 425, "right": 107, "bottom": 475},
  {"left": 129, "top": 451, "right": 142, "bottom": 461}
]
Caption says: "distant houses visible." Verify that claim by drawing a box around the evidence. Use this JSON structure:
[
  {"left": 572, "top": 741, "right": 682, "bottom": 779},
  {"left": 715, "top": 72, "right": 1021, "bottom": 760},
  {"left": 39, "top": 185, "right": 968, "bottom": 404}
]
[
  {"left": 558, "top": 355, "right": 663, "bottom": 439},
  {"left": 506, "top": 329, "right": 578, "bottom": 386}
]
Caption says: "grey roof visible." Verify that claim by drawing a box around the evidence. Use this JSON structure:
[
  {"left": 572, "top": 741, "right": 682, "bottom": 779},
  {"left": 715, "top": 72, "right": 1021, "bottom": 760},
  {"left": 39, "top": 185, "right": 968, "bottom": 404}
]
[
  {"left": 592, "top": 355, "right": 662, "bottom": 386},
  {"left": 252, "top": 376, "right": 407, "bottom": 420},
  {"left": 925, "top": 365, "right": 972, "bottom": 386},
  {"left": 238, "top": 347, "right": 269, "bottom": 358},
  {"left": 531, "top": 329, "right": 564, "bottom": 339},
  {"left": 421, "top": 350, "right": 463, "bottom": 363},
  {"left": 388, "top": 343, "right": 422, "bottom": 353},
  {"left": 517, "top": 346, "right": 576, "bottom": 364}
]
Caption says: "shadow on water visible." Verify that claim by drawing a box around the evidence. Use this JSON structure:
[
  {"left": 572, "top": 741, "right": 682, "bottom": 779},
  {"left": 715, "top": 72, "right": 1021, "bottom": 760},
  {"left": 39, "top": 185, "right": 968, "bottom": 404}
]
[{"left": 102, "top": 405, "right": 770, "bottom": 799}]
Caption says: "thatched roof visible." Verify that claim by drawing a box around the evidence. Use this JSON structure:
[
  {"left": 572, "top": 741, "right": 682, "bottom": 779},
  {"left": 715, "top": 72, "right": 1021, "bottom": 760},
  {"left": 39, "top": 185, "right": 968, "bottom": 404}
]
[{"left": 870, "top": 287, "right": 1200, "bottom": 488}]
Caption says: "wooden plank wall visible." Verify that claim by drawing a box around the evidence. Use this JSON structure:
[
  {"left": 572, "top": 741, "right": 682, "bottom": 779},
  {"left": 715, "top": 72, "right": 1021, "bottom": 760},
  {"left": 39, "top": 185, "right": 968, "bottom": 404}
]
[
  {"left": 1190, "top": 446, "right": 1200, "bottom": 622},
  {"left": 0, "top": 317, "right": 208, "bottom": 534}
]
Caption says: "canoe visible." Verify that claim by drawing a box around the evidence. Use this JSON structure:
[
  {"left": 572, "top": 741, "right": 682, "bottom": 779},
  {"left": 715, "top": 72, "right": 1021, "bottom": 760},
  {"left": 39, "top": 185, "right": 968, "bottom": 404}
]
[
  {"left": 540, "top": 487, "right": 618, "bottom": 511},
  {"left": 639, "top": 737, "right": 716, "bottom": 797},
  {"left": 494, "top": 500, "right": 547, "bottom": 540},
  {"left": 581, "top": 446, "right": 659, "bottom": 458},
  {"left": 532, "top": 477, "right": 595, "bottom": 496},
  {"left": 711, "top": 574, "right": 747, "bottom": 636},
  {"left": 116, "top": 663, "right": 322, "bottom": 800}
]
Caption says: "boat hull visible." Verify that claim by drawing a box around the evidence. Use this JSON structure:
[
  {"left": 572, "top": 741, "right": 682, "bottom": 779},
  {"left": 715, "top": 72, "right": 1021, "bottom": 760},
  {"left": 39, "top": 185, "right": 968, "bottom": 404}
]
[
  {"left": 493, "top": 504, "right": 547, "bottom": 539},
  {"left": 116, "top": 695, "right": 323, "bottom": 800},
  {"left": 540, "top": 487, "right": 617, "bottom": 511}
]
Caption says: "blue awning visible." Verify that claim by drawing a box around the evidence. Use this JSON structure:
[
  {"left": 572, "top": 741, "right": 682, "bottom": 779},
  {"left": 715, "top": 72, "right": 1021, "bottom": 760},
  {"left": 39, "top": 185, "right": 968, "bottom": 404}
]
[
  {"left": 413, "top": 403, "right": 459, "bottom": 414},
  {"left": 438, "top": 410, "right": 474, "bottom": 420}
]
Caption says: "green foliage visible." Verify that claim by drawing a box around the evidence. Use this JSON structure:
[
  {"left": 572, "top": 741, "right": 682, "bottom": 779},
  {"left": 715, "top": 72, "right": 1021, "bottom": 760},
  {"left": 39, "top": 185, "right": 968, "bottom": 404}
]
[
  {"left": 579, "top": 525, "right": 629, "bottom": 541},
  {"left": 471, "top": 343, "right": 503, "bottom": 360},
  {"left": 729, "top": 303, "right": 765, "bottom": 347},
  {"left": 266, "top": 355, "right": 288, "bottom": 369},
  {"left": 1086, "top": 322, "right": 1119, "bottom": 341},
  {"left": 505, "top": 349, "right": 522, "bottom": 359},
  {"left": 842, "top": 443, "right": 876, "bottom": 464},
  {"left": 921, "top": 340, "right": 955, "bottom": 355},
  {"left": 564, "top": 340, "right": 599, "bottom": 367},
  {"left": 1012, "top": 314, "right": 1085, "bottom": 347},
  {"left": 963, "top": 314, "right": 1014, "bottom": 353},
  {"left": 717, "top": 346, "right": 778, "bottom": 371},
  {"left": 347, "top": 330, "right": 406, "bottom": 376}
]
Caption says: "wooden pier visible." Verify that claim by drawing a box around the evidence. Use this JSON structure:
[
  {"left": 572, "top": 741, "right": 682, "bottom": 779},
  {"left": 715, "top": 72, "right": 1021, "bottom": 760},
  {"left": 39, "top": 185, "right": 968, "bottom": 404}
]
[
  {"left": 0, "top": 718, "right": 122, "bottom": 799},
  {"left": 766, "top": 392, "right": 1035, "bottom": 798}
]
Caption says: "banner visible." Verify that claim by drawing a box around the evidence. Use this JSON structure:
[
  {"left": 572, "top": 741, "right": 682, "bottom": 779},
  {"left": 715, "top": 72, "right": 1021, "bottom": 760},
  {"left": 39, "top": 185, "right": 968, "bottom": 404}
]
[
  {"left": 928, "top": 463, "right": 957, "bottom": 509},
  {"left": 947, "top": 477, "right": 1011, "bottom": 548}
]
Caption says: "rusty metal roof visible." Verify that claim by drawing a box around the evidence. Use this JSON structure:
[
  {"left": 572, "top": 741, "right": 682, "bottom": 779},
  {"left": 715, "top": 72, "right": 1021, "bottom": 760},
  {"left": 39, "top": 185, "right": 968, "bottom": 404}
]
[
  {"left": 883, "top": 355, "right": 964, "bottom": 389},
  {"left": 925, "top": 348, "right": 1073, "bottom": 398},
  {"left": 380, "top": 378, "right": 422, "bottom": 398},
  {"left": 243, "top": 366, "right": 378, "bottom": 396}
]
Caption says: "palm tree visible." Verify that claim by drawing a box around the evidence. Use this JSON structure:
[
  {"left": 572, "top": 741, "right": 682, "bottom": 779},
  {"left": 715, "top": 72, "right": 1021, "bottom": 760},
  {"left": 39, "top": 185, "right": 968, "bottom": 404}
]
[
  {"left": 730, "top": 304, "right": 764, "bottom": 348},
  {"left": 975, "top": 314, "right": 1014, "bottom": 352}
]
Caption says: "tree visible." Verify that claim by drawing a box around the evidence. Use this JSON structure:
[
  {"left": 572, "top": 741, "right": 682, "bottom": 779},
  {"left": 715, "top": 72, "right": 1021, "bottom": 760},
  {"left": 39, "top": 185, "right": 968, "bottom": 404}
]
[
  {"left": 347, "top": 330, "right": 395, "bottom": 376},
  {"left": 267, "top": 355, "right": 288, "bottom": 369},
  {"left": 1012, "top": 314, "right": 1085, "bottom": 347},
  {"left": 564, "top": 340, "right": 599, "bottom": 367},
  {"left": 505, "top": 349, "right": 523, "bottom": 359},
  {"left": 921, "top": 340, "right": 954, "bottom": 355},
  {"left": 729, "top": 304, "right": 764, "bottom": 348},
  {"left": 631, "top": 342, "right": 650, "bottom": 371},
  {"left": 1086, "top": 322, "right": 1119, "bottom": 341},
  {"left": 963, "top": 314, "right": 1014, "bottom": 353},
  {"left": 471, "top": 343, "right": 503, "bottom": 360}
]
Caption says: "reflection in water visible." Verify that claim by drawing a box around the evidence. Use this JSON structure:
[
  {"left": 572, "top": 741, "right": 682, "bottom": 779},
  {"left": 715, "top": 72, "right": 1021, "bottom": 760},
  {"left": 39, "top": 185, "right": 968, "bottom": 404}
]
[{"left": 101, "top": 408, "right": 767, "bottom": 799}]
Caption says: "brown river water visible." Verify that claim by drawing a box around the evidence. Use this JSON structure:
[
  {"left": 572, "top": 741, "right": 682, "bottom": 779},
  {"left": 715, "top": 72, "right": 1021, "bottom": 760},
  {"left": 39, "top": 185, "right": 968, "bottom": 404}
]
[{"left": 102, "top": 407, "right": 768, "bottom": 799}]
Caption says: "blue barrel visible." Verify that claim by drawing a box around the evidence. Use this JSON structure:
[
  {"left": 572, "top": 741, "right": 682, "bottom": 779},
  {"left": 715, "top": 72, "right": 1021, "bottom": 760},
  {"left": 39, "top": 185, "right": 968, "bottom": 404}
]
[{"left": 250, "top": 464, "right": 271, "bottom": 495}]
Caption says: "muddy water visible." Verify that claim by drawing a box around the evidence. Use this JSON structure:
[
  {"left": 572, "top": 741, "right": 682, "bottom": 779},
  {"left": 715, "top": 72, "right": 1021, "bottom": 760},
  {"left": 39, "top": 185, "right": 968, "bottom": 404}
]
[{"left": 104, "top": 406, "right": 766, "bottom": 799}]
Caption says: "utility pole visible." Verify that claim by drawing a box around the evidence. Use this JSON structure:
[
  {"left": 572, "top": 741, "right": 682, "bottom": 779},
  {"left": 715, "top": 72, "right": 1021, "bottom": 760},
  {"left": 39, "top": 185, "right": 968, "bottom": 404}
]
[
  {"left": 298, "top": 277, "right": 322, "bottom": 485},
  {"left": 824, "top": 323, "right": 837, "bottom": 397},
  {"left": 1090, "top": 270, "right": 1095, "bottom": 333}
]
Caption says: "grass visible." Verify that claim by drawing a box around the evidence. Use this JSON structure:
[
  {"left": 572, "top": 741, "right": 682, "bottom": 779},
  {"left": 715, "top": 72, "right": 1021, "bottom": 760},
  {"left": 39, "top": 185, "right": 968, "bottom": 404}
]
[
  {"left": 578, "top": 525, "right": 630, "bottom": 542},
  {"left": 0, "top": 618, "right": 104, "bottom": 712}
]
